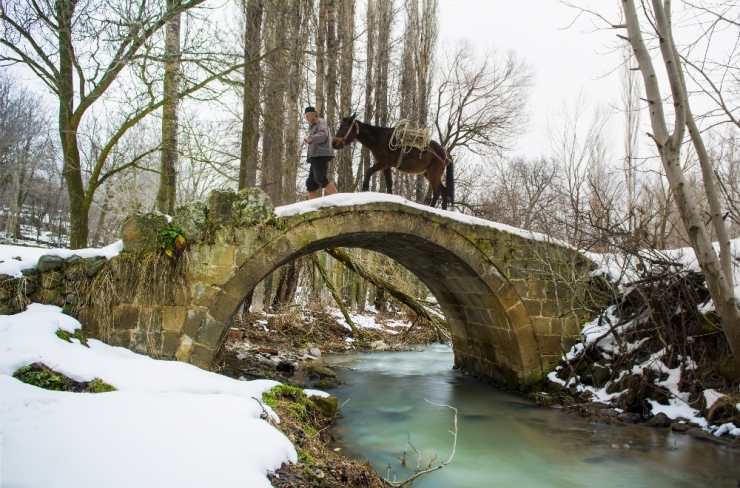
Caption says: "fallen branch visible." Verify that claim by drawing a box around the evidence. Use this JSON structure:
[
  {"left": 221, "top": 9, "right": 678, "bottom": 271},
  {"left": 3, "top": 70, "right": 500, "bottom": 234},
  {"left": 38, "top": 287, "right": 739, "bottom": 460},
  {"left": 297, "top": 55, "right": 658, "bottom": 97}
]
[
  {"left": 325, "top": 247, "right": 450, "bottom": 342},
  {"left": 310, "top": 253, "right": 365, "bottom": 339},
  {"left": 383, "top": 400, "right": 458, "bottom": 487}
]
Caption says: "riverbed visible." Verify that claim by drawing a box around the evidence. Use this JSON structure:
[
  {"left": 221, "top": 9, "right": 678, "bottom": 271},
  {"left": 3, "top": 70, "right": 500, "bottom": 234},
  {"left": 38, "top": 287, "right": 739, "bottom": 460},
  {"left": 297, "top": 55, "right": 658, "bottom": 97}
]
[{"left": 322, "top": 344, "right": 739, "bottom": 488}]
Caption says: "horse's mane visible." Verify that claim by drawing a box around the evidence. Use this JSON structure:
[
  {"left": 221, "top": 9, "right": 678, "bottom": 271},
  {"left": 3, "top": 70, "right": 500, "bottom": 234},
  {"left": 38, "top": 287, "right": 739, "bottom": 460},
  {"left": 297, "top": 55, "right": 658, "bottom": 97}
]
[{"left": 355, "top": 119, "right": 394, "bottom": 134}]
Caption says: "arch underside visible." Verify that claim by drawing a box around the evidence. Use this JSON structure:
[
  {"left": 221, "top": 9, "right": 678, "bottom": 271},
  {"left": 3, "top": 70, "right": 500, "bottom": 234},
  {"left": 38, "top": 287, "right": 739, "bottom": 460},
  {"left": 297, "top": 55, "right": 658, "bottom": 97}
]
[{"left": 264, "top": 231, "right": 538, "bottom": 387}]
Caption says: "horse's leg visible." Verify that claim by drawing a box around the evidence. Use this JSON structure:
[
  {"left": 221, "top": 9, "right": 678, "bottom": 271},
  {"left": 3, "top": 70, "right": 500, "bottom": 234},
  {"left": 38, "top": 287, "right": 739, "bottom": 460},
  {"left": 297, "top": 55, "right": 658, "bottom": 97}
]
[
  {"left": 426, "top": 163, "right": 444, "bottom": 208},
  {"left": 383, "top": 168, "right": 393, "bottom": 194},
  {"left": 362, "top": 161, "right": 386, "bottom": 191}
]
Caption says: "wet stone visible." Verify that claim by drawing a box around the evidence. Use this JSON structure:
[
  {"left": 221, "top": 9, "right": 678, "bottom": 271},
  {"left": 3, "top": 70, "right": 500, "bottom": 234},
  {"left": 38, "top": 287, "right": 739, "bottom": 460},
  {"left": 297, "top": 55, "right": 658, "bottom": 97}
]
[
  {"left": 617, "top": 412, "right": 645, "bottom": 424},
  {"left": 306, "top": 364, "right": 337, "bottom": 379},
  {"left": 646, "top": 412, "right": 672, "bottom": 428},
  {"left": 37, "top": 255, "right": 63, "bottom": 272},
  {"left": 276, "top": 360, "right": 295, "bottom": 374},
  {"left": 83, "top": 256, "right": 107, "bottom": 277}
]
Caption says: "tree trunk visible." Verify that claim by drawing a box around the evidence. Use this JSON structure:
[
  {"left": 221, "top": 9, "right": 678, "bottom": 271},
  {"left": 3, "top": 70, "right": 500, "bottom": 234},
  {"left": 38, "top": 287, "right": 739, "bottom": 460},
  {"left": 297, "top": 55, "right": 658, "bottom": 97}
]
[
  {"left": 57, "top": 0, "right": 89, "bottom": 249},
  {"left": 415, "top": 0, "right": 437, "bottom": 202},
  {"left": 91, "top": 184, "right": 114, "bottom": 246},
  {"left": 272, "top": 260, "right": 301, "bottom": 310},
  {"left": 282, "top": 0, "right": 308, "bottom": 203},
  {"left": 315, "top": 0, "right": 327, "bottom": 114},
  {"left": 262, "top": 1, "right": 288, "bottom": 205},
  {"left": 336, "top": 0, "right": 355, "bottom": 191},
  {"left": 360, "top": 0, "right": 376, "bottom": 191},
  {"left": 156, "top": 1, "right": 181, "bottom": 215},
  {"left": 373, "top": 0, "right": 393, "bottom": 193},
  {"left": 239, "top": 0, "right": 263, "bottom": 190},
  {"left": 399, "top": 0, "right": 419, "bottom": 201},
  {"left": 311, "top": 253, "right": 364, "bottom": 338}
]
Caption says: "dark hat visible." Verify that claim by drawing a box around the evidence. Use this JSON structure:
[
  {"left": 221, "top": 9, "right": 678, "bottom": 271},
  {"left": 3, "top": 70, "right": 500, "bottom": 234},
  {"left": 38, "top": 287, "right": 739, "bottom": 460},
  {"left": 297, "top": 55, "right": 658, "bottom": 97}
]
[{"left": 304, "top": 106, "right": 316, "bottom": 114}]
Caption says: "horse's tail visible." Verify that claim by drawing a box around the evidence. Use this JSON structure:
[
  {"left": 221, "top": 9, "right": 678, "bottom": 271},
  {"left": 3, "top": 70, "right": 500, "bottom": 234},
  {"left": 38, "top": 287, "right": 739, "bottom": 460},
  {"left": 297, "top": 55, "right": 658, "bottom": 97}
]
[{"left": 445, "top": 154, "right": 454, "bottom": 208}]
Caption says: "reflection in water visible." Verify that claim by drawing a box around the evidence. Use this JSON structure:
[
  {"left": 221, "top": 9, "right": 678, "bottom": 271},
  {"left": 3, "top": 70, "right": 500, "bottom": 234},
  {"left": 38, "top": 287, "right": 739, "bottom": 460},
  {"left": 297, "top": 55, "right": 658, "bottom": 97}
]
[{"left": 324, "top": 345, "right": 739, "bottom": 488}]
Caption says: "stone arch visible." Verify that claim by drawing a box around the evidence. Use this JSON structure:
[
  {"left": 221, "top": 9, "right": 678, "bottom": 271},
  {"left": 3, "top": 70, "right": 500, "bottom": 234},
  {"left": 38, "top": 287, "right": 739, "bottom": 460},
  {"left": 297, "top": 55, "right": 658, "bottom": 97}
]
[
  {"left": 203, "top": 207, "right": 546, "bottom": 388},
  {"left": 102, "top": 196, "right": 590, "bottom": 390}
]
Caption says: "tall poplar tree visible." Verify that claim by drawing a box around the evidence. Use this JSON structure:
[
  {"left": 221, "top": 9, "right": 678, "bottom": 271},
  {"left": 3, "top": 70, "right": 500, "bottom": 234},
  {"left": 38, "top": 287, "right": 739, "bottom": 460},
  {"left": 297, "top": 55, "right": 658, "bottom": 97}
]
[
  {"left": 156, "top": 0, "right": 182, "bottom": 215},
  {"left": 239, "top": 0, "right": 264, "bottom": 190}
]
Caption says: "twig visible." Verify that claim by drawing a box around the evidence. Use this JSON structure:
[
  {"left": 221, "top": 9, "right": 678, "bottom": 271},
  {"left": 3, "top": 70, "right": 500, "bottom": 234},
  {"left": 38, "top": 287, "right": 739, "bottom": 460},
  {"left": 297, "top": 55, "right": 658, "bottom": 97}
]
[{"left": 383, "top": 400, "right": 458, "bottom": 487}]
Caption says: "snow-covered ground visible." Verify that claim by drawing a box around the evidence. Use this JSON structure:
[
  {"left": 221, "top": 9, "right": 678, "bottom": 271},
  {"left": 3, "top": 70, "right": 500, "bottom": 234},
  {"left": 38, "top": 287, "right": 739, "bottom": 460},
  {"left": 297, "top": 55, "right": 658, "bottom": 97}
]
[
  {"left": 0, "top": 303, "right": 299, "bottom": 488},
  {"left": 561, "top": 239, "right": 740, "bottom": 438}
]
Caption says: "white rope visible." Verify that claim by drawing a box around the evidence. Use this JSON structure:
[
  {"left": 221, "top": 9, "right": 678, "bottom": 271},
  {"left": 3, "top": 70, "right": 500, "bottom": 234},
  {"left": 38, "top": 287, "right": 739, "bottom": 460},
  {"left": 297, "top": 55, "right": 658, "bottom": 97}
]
[{"left": 389, "top": 119, "right": 431, "bottom": 161}]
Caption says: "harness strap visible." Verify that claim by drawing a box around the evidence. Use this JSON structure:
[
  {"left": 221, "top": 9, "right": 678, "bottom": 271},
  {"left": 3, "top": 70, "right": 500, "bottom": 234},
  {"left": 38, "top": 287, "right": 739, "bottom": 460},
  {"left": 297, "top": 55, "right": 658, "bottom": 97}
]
[
  {"left": 395, "top": 149, "right": 404, "bottom": 168},
  {"left": 339, "top": 119, "right": 359, "bottom": 144}
]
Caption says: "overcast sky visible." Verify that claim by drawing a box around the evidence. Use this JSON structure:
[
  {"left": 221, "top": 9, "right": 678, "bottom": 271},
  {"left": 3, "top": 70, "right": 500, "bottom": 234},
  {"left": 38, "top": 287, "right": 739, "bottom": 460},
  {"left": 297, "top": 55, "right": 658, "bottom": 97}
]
[{"left": 437, "top": 0, "right": 626, "bottom": 159}]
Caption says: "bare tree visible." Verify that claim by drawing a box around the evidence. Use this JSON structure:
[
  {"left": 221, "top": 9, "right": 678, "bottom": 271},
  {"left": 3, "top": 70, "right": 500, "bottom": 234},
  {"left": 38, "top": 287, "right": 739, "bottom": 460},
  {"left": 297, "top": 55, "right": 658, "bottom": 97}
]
[
  {"left": 336, "top": 0, "right": 356, "bottom": 192},
  {"left": 0, "top": 0, "right": 253, "bottom": 248},
  {"left": 547, "top": 95, "right": 611, "bottom": 245},
  {"left": 619, "top": 0, "right": 740, "bottom": 363},
  {"left": 261, "top": 0, "right": 289, "bottom": 205},
  {"left": 0, "top": 73, "right": 58, "bottom": 241},
  {"left": 620, "top": 43, "right": 643, "bottom": 235},
  {"left": 239, "top": 0, "right": 263, "bottom": 190},
  {"left": 433, "top": 41, "right": 532, "bottom": 156},
  {"left": 156, "top": 0, "right": 182, "bottom": 215}
]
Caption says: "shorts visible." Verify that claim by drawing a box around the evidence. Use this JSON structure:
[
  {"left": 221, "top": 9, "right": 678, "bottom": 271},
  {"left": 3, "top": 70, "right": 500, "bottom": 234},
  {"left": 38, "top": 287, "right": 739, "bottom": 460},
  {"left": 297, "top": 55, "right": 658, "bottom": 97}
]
[{"left": 306, "top": 156, "right": 333, "bottom": 192}]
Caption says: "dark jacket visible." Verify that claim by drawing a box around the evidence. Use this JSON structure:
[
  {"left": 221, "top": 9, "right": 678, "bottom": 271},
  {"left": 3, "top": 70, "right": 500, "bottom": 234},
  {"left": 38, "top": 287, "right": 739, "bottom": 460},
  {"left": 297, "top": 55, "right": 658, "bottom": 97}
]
[{"left": 307, "top": 117, "right": 335, "bottom": 158}]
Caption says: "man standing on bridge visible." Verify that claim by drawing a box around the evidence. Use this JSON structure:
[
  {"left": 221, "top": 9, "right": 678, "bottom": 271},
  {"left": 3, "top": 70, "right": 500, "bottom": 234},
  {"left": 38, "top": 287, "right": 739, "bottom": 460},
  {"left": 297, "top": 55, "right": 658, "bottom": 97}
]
[{"left": 304, "top": 106, "right": 339, "bottom": 199}]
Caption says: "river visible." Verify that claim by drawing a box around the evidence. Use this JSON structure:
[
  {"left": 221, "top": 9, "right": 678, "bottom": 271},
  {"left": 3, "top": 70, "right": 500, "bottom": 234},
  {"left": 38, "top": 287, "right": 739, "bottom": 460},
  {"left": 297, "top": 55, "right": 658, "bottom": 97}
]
[{"left": 322, "top": 344, "right": 739, "bottom": 488}]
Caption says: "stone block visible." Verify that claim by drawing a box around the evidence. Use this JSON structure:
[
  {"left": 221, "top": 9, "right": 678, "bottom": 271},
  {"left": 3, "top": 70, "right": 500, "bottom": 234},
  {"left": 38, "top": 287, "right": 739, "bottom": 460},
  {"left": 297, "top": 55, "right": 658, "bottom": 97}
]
[
  {"left": 196, "top": 316, "right": 227, "bottom": 349},
  {"left": 182, "top": 309, "right": 205, "bottom": 338},
  {"left": 83, "top": 256, "right": 107, "bottom": 277},
  {"left": 162, "top": 306, "right": 187, "bottom": 332},
  {"left": 538, "top": 334, "right": 568, "bottom": 358},
  {"left": 35, "top": 288, "right": 63, "bottom": 307},
  {"left": 189, "top": 344, "right": 216, "bottom": 369},
  {"left": 232, "top": 188, "right": 274, "bottom": 223},
  {"left": 540, "top": 299, "right": 562, "bottom": 318},
  {"left": 208, "top": 189, "right": 239, "bottom": 226},
  {"left": 221, "top": 268, "right": 258, "bottom": 303},
  {"left": 529, "top": 316, "right": 551, "bottom": 336},
  {"left": 64, "top": 263, "right": 86, "bottom": 281},
  {"left": 208, "top": 292, "right": 240, "bottom": 325},
  {"left": 121, "top": 211, "right": 168, "bottom": 253},
  {"left": 522, "top": 299, "right": 542, "bottom": 316},
  {"left": 131, "top": 327, "right": 148, "bottom": 354},
  {"left": 113, "top": 305, "right": 140, "bottom": 330},
  {"left": 505, "top": 302, "right": 530, "bottom": 329},
  {"left": 108, "top": 329, "right": 132, "bottom": 347},
  {"left": 175, "top": 335, "right": 194, "bottom": 362},
  {"left": 191, "top": 284, "right": 221, "bottom": 308},
  {"left": 174, "top": 200, "right": 208, "bottom": 242},
  {"left": 20, "top": 268, "right": 38, "bottom": 278},
  {"left": 37, "top": 255, "right": 63, "bottom": 272},
  {"left": 41, "top": 271, "right": 64, "bottom": 289},
  {"left": 161, "top": 331, "right": 181, "bottom": 358}
]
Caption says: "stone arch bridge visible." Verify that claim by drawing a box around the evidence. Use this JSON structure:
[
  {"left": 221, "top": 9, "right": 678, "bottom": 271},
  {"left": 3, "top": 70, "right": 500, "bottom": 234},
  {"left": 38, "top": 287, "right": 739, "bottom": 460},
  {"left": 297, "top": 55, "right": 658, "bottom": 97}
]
[{"left": 9, "top": 189, "right": 595, "bottom": 390}]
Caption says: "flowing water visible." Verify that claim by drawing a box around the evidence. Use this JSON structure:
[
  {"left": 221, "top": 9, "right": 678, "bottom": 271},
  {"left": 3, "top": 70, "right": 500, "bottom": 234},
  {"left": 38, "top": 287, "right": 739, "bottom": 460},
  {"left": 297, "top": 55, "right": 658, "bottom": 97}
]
[{"left": 322, "top": 345, "right": 739, "bottom": 488}]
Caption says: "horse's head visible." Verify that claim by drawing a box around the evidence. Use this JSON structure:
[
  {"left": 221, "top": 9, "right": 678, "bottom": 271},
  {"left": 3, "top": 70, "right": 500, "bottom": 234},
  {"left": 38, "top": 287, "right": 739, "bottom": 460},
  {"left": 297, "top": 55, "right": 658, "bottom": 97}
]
[{"left": 332, "top": 113, "right": 358, "bottom": 149}]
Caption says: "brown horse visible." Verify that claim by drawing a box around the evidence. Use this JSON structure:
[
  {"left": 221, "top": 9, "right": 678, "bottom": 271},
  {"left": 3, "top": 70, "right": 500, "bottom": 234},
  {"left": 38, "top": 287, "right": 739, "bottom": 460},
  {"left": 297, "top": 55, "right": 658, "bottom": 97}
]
[{"left": 332, "top": 113, "right": 454, "bottom": 210}]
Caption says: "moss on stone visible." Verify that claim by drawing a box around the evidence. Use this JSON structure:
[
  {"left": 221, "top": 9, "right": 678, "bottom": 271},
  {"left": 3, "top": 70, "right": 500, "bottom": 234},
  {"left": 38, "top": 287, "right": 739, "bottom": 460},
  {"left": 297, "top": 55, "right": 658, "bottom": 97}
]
[
  {"left": 56, "top": 328, "right": 89, "bottom": 347},
  {"left": 12, "top": 362, "right": 115, "bottom": 393},
  {"left": 121, "top": 211, "right": 169, "bottom": 253}
]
